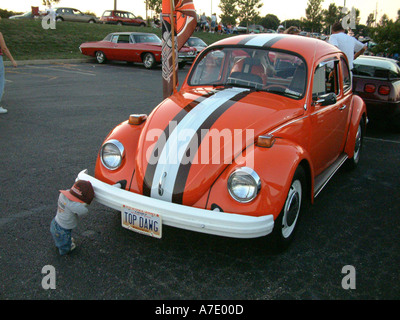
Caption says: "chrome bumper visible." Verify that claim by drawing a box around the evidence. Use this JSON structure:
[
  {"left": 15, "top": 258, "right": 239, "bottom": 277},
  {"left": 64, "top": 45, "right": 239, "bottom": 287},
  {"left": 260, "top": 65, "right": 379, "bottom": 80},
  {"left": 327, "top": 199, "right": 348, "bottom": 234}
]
[{"left": 77, "top": 169, "right": 274, "bottom": 238}]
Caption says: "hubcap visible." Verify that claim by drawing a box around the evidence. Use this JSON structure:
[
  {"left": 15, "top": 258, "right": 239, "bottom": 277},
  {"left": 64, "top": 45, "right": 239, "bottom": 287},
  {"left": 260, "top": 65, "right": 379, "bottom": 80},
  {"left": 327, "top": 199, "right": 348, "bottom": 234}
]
[
  {"left": 144, "top": 55, "right": 154, "bottom": 68},
  {"left": 96, "top": 52, "right": 104, "bottom": 63},
  {"left": 282, "top": 180, "right": 302, "bottom": 239},
  {"left": 353, "top": 124, "right": 362, "bottom": 163}
]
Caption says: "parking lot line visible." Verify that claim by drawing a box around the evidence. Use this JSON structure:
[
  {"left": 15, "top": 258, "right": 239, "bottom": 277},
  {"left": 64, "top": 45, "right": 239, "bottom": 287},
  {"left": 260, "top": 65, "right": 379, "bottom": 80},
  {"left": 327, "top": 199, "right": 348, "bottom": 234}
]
[
  {"left": 26, "top": 65, "right": 96, "bottom": 76},
  {"left": 365, "top": 137, "right": 400, "bottom": 144}
]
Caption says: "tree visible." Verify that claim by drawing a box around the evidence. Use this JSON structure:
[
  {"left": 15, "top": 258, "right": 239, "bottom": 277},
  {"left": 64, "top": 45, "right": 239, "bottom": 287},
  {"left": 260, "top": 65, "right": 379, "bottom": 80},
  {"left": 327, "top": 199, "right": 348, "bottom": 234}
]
[
  {"left": 219, "top": 0, "right": 239, "bottom": 25},
  {"left": 236, "top": 0, "right": 263, "bottom": 27},
  {"left": 42, "top": 0, "right": 61, "bottom": 6},
  {"left": 305, "top": 0, "right": 324, "bottom": 32},
  {"left": 259, "top": 14, "right": 280, "bottom": 30},
  {"left": 373, "top": 18, "right": 400, "bottom": 55},
  {"left": 366, "top": 13, "right": 375, "bottom": 27},
  {"left": 147, "top": 0, "right": 162, "bottom": 16},
  {"left": 322, "top": 3, "right": 339, "bottom": 33}
]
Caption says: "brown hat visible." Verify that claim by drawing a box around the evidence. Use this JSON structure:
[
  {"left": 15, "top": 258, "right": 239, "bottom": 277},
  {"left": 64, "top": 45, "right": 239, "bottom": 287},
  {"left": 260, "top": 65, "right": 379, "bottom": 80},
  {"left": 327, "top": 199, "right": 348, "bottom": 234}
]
[{"left": 60, "top": 180, "right": 94, "bottom": 204}]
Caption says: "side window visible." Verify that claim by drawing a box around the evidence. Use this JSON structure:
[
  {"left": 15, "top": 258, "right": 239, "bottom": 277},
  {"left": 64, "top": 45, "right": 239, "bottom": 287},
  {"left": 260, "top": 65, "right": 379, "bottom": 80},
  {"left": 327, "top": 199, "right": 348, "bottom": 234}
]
[
  {"left": 312, "top": 59, "right": 339, "bottom": 98},
  {"left": 340, "top": 57, "right": 351, "bottom": 92},
  {"left": 111, "top": 35, "right": 119, "bottom": 43},
  {"left": 117, "top": 35, "right": 130, "bottom": 43}
]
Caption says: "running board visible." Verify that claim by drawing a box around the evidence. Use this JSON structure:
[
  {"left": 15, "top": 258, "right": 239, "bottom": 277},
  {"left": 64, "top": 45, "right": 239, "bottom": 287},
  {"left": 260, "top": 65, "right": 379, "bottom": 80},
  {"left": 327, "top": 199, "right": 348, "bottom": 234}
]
[{"left": 314, "top": 154, "right": 348, "bottom": 198}]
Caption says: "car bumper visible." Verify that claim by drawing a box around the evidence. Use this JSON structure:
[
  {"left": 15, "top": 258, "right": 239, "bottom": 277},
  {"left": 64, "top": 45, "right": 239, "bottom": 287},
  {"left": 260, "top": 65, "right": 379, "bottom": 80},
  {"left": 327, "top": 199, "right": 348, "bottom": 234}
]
[{"left": 77, "top": 169, "right": 274, "bottom": 238}]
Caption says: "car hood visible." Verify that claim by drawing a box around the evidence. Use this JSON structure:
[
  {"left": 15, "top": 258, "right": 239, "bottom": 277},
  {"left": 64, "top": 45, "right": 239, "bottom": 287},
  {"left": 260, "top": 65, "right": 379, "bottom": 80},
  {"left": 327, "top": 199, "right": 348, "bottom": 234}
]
[{"left": 134, "top": 86, "right": 304, "bottom": 205}]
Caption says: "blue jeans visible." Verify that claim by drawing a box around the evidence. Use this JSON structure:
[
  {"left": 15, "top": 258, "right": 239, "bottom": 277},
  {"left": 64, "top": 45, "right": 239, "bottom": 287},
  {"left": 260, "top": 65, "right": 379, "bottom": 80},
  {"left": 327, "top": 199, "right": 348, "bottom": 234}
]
[
  {"left": 50, "top": 218, "right": 73, "bottom": 255},
  {"left": 0, "top": 56, "right": 4, "bottom": 103}
]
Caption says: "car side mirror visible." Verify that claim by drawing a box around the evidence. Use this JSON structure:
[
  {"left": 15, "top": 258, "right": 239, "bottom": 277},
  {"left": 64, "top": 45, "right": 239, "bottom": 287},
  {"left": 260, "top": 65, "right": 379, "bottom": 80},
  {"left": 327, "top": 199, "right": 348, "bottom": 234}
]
[{"left": 312, "top": 92, "right": 337, "bottom": 106}]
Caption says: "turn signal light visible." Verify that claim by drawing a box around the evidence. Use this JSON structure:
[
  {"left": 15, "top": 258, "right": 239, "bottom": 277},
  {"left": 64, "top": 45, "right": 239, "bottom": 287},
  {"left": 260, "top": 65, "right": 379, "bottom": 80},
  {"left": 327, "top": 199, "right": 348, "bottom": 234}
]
[
  {"left": 256, "top": 134, "right": 276, "bottom": 148},
  {"left": 364, "top": 84, "right": 376, "bottom": 93},
  {"left": 129, "top": 114, "right": 147, "bottom": 125},
  {"left": 378, "top": 85, "right": 390, "bottom": 95}
]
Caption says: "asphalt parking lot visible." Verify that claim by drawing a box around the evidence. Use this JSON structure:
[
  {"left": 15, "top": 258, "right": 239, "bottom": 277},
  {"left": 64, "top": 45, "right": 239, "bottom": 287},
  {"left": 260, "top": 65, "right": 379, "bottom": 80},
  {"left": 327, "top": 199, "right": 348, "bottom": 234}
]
[{"left": 0, "top": 61, "right": 399, "bottom": 301}]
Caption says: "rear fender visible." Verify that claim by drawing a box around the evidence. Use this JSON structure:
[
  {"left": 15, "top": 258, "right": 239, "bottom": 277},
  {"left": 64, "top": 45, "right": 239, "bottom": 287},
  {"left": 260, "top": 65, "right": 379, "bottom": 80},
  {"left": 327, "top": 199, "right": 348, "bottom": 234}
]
[{"left": 344, "top": 95, "right": 367, "bottom": 158}]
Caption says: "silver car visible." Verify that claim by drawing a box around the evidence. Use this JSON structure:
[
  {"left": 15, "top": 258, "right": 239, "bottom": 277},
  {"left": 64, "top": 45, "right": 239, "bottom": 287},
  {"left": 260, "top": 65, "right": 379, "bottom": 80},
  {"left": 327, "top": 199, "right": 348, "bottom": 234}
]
[{"left": 55, "top": 7, "right": 98, "bottom": 23}]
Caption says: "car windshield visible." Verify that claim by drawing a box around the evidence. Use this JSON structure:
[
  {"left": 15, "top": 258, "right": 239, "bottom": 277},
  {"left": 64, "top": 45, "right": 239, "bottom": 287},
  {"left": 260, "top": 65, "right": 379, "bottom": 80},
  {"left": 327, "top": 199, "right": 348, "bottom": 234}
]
[
  {"left": 187, "top": 38, "right": 207, "bottom": 47},
  {"left": 188, "top": 47, "right": 307, "bottom": 99},
  {"left": 132, "top": 34, "right": 161, "bottom": 44},
  {"left": 353, "top": 57, "right": 400, "bottom": 79}
]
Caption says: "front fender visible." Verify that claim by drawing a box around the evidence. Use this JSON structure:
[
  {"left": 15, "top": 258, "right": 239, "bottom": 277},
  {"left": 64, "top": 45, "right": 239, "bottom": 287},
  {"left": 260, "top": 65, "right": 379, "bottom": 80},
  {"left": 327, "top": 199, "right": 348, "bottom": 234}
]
[
  {"left": 94, "top": 120, "right": 144, "bottom": 186},
  {"left": 205, "top": 138, "right": 313, "bottom": 220}
]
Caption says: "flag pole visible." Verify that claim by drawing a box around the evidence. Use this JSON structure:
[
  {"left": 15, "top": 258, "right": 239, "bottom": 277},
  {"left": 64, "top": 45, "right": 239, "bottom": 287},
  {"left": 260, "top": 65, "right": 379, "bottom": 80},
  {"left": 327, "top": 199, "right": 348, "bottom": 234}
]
[{"left": 170, "top": 0, "right": 177, "bottom": 93}]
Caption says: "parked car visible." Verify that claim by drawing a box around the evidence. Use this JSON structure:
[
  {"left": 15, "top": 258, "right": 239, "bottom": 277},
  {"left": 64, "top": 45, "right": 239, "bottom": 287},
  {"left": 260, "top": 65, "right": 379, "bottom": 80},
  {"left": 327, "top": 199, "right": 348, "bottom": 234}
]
[
  {"left": 352, "top": 55, "right": 400, "bottom": 128},
  {"left": 55, "top": 7, "right": 98, "bottom": 23},
  {"left": 79, "top": 32, "right": 196, "bottom": 69},
  {"left": 76, "top": 34, "right": 366, "bottom": 250},
  {"left": 185, "top": 37, "right": 207, "bottom": 55},
  {"left": 248, "top": 25, "right": 265, "bottom": 33},
  {"left": 100, "top": 10, "right": 146, "bottom": 26},
  {"left": 9, "top": 12, "right": 34, "bottom": 19}
]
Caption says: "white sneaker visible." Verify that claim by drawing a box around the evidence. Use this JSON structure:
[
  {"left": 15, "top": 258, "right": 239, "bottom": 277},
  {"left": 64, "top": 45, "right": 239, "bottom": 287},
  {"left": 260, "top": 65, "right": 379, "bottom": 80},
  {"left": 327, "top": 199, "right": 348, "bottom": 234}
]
[
  {"left": 70, "top": 238, "right": 76, "bottom": 252},
  {"left": 0, "top": 107, "right": 7, "bottom": 114}
]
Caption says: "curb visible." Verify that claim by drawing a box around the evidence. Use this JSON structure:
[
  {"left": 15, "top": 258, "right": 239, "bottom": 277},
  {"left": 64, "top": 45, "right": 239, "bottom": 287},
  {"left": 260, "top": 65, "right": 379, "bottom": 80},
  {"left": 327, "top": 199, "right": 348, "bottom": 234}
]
[{"left": 3, "top": 58, "right": 92, "bottom": 67}]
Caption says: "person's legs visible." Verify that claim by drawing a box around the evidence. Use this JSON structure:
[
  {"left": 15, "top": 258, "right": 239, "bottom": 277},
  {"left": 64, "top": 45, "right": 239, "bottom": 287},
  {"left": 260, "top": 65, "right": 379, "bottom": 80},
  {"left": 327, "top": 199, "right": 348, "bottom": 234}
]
[
  {"left": 50, "top": 218, "right": 73, "bottom": 255},
  {"left": 0, "top": 56, "right": 7, "bottom": 114}
]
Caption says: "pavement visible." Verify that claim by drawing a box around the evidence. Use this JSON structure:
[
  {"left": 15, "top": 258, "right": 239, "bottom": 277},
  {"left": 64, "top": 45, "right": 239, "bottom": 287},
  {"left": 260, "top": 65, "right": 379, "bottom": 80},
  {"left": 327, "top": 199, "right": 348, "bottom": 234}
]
[{"left": 0, "top": 61, "right": 399, "bottom": 301}]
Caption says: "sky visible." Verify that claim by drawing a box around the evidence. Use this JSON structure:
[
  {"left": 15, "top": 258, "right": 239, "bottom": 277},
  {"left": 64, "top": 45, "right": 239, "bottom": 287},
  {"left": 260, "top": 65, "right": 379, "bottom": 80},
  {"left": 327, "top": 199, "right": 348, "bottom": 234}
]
[{"left": 2, "top": 0, "right": 399, "bottom": 26}]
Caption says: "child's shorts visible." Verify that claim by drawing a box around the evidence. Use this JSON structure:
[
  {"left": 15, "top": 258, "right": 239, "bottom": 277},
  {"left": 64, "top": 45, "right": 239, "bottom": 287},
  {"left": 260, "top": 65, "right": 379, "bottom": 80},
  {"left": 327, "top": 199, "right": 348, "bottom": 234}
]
[{"left": 50, "top": 218, "right": 73, "bottom": 255}]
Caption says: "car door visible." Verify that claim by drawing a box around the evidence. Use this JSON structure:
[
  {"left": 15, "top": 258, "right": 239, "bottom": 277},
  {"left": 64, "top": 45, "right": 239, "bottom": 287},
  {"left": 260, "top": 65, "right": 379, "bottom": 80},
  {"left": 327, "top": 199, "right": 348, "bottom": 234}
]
[
  {"left": 112, "top": 34, "right": 134, "bottom": 61},
  {"left": 309, "top": 56, "right": 350, "bottom": 176}
]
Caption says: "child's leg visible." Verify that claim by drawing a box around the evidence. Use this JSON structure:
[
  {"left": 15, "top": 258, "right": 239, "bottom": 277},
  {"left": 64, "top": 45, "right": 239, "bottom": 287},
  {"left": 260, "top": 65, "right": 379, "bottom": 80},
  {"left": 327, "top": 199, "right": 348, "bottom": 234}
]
[{"left": 50, "top": 218, "right": 73, "bottom": 255}]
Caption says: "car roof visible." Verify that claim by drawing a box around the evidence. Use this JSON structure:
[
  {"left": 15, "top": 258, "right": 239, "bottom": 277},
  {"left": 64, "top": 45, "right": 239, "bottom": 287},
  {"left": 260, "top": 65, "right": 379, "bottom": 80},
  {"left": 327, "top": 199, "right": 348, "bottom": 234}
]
[{"left": 209, "top": 34, "right": 340, "bottom": 60}]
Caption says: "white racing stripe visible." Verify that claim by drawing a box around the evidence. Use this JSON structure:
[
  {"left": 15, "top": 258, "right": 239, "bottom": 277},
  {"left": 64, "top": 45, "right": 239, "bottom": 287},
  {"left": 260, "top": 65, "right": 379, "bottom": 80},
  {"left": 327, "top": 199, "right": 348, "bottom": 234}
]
[
  {"left": 150, "top": 87, "right": 248, "bottom": 202},
  {"left": 244, "top": 34, "right": 281, "bottom": 47}
]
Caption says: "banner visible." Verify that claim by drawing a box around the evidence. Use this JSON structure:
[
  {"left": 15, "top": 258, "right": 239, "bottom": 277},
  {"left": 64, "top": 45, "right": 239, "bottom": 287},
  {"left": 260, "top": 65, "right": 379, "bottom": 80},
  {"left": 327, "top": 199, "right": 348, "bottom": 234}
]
[{"left": 162, "top": 0, "right": 197, "bottom": 99}]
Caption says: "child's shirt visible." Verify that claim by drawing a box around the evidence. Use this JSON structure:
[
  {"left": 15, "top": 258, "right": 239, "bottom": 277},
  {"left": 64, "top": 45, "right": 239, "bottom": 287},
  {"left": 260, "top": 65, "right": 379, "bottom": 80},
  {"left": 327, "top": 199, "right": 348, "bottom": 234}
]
[{"left": 55, "top": 193, "right": 88, "bottom": 230}]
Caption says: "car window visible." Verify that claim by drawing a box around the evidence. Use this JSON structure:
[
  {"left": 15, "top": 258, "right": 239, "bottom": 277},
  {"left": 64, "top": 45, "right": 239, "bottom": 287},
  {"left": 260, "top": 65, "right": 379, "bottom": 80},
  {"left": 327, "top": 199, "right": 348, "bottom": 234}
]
[
  {"left": 188, "top": 47, "right": 306, "bottom": 99},
  {"left": 117, "top": 35, "right": 130, "bottom": 43},
  {"left": 72, "top": 9, "right": 81, "bottom": 15},
  {"left": 340, "top": 57, "right": 351, "bottom": 92},
  {"left": 312, "top": 59, "right": 339, "bottom": 98},
  {"left": 133, "top": 34, "right": 161, "bottom": 44},
  {"left": 103, "top": 11, "right": 111, "bottom": 17},
  {"left": 353, "top": 58, "right": 400, "bottom": 79},
  {"left": 128, "top": 13, "right": 135, "bottom": 19},
  {"left": 111, "top": 35, "right": 119, "bottom": 43}
]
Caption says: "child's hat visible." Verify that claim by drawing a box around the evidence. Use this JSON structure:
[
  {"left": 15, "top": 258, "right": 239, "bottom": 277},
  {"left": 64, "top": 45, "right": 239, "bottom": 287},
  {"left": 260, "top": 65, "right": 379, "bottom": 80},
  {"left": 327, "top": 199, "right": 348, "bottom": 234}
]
[{"left": 60, "top": 180, "right": 94, "bottom": 204}]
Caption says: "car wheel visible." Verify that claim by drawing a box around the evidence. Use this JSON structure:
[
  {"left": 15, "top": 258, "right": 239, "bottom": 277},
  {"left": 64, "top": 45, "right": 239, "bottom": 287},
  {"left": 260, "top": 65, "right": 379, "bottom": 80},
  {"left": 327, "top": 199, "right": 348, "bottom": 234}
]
[
  {"left": 56, "top": 17, "right": 63, "bottom": 22},
  {"left": 143, "top": 53, "right": 156, "bottom": 69},
  {"left": 95, "top": 51, "right": 107, "bottom": 64},
  {"left": 117, "top": 21, "right": 123, "bottom": 26},
  {"left": 271, "top": 167, "right": 305, "bottom": 250},
  {"left": 346, "top": 118, "right": 364, "bottom": 170},
  {"left": 88, "top": 20, "right": 95, "bottom": 24}
]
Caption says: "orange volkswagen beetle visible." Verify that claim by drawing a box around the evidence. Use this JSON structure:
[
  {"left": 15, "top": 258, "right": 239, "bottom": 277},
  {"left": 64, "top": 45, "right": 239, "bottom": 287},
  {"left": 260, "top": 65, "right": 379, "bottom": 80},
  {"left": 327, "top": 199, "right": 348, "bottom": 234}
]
[{"left": 77, "top": 34, "right": 367, "bottom": 249}]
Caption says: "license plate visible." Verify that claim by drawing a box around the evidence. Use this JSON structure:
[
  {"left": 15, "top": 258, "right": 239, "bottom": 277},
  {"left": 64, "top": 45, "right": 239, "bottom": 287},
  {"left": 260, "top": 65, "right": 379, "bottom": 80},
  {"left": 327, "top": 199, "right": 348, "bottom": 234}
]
[{"left": 121, "top": 205, "right": 162, "bottom": 238}]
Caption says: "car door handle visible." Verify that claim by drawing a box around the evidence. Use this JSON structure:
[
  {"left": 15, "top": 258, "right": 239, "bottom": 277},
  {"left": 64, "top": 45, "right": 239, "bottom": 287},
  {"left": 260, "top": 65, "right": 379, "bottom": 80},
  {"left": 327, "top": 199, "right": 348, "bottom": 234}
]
[{"left": 339, "top": 105, "right": 347, "bottom": 110}]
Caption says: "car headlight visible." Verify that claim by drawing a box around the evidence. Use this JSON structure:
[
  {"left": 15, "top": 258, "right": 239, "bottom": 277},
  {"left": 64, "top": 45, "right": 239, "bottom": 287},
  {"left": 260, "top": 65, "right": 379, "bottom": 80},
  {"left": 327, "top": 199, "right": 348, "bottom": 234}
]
[
  {"left": 100, "top": 139, "right": 125, "bottom": 170},
  {"left": 227, "top": 167, "right": 261, "bottom": 203}
]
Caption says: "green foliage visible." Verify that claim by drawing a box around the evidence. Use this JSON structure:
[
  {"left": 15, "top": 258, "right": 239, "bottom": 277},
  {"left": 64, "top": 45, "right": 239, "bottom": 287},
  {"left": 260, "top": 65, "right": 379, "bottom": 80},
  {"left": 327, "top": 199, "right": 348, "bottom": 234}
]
[
  {"left": 0, "top": 19, "right": 232, "bottom": 61},
  {"left": 372, "top": 19, "right": 400, "bottom": 55}
]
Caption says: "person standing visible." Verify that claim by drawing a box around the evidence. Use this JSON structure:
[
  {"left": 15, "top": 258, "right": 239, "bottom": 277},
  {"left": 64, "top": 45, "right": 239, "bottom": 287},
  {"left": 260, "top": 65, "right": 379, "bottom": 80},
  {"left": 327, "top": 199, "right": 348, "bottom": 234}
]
[
  {"left": 328, "top": 22, "right": 366, "bottom": 71},
  {"left": 0, "top": 31, "right": 17, "bottom": 114}
]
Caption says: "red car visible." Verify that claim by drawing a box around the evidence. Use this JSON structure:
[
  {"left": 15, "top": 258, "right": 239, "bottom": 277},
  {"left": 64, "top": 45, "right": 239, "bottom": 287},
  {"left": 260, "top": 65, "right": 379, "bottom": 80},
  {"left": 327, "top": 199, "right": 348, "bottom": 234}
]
[
  {"left": 100, "top": 10, "right": 146, "bottom": 27},
  {"left": 352, "top": 55, "right": 400, "bottom": 129},
  {"left": 79, "top": 32, "right": 197, "bottom": 69},
  {"left": 76, "top": 34, "right": 366, "bottom": 250}
]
